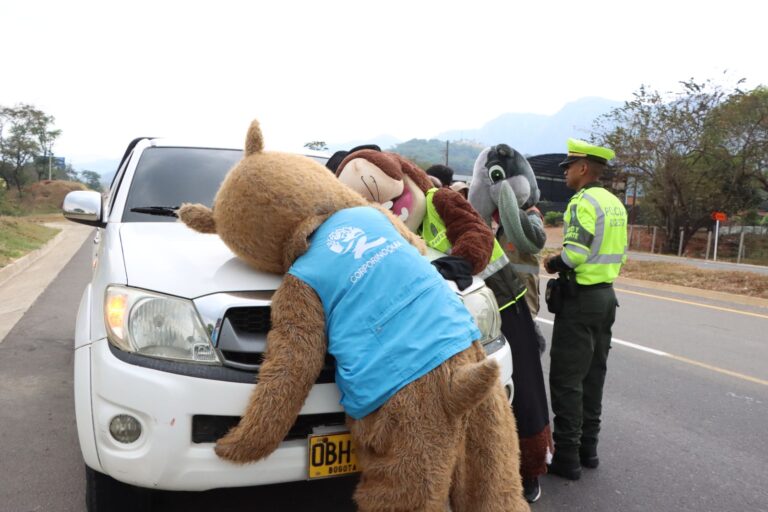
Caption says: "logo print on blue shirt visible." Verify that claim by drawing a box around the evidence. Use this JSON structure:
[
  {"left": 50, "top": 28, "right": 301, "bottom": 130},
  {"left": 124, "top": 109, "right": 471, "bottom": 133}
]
[{"left": 326, "top": 227, "right": 386, "bottom": 260}]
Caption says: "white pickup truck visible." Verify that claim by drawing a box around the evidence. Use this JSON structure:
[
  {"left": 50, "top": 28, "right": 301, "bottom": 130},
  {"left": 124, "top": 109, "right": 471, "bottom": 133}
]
[{"left": 63, "top": 137, "right": 514, "bottom": 510}]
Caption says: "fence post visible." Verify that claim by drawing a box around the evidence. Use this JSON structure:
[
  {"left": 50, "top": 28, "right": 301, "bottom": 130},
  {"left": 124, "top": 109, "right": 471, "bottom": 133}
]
[
  {"left": 678, "top": 229, "right": 684, "bottom": 257},
  {"left": 628, "top": 225, "right": 634, "bottom": 250},
  {"left": 737, "top": 231, "right": 745, "bottom": 264},
  {"left": 706, "top": 231, "right": 712, "bottom": 260},
  {"left": 651, "top": 226, "right": 657, "bottom": 253}
]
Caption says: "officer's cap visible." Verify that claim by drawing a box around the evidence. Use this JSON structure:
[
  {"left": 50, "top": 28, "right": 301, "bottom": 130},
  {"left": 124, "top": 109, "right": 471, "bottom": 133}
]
[{"left": 558, "top": 138, "right": 616, "bottom": 168}]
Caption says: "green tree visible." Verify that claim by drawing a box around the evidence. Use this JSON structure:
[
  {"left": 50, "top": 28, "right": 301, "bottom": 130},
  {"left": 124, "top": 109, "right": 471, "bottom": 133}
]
[
  {"left": 79, "top": 170, "right": 103, "bottom": 191},
  {"left": 704, "top": 85, "right": 768, "bottom": 193},
  {"left": 593, "top": 78, "right": 767, "bottom": 253},
  {"left": 304, "top": 141, "right": 328, "bottom": 151},
  {"left": 0, "top": 104, "right": 60, "bottom": 196},
  {"left": 544, "top": 211, "right": 563, "bottom": 226},
  {"left": 60, "top": 163, "right": 80, "bottom": 182}
]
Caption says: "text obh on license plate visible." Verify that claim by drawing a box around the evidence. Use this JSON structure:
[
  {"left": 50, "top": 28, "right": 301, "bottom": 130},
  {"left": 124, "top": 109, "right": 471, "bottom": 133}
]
[{"left": 308, "top": 432, "right": 360, "bottom": 479}]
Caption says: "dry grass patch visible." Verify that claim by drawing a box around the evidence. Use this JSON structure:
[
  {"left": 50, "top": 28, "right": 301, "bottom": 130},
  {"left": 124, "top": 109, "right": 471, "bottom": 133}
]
[
  {"left": 620, "top": 260, "right": 768, "bottom": 299},
  {"left": 21, "top": 213, "right": 66, "bottom": 223},
  {"left": 3, "top": 180, "right": 89, "bottom": 215},
  {"left": 0, "top": 217, "right": 61, "bottom": 269}
]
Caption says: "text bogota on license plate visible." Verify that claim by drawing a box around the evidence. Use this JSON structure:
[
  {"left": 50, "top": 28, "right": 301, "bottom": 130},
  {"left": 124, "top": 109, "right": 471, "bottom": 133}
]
[{"left": 308, "top": 432, "right": 360, "bottom": 479}]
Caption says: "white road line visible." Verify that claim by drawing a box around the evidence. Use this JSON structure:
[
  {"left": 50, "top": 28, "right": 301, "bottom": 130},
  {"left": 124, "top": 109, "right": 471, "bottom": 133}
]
[
  {"left": 535, "top": 316, "right": 768, "bottom": 386},
  {"left": 536, "top": 317, "right": 668, "bottom": 356}
]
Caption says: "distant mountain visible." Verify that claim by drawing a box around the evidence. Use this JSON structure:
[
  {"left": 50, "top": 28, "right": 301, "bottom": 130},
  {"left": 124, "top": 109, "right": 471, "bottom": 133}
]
[
  {"left": 437, "top": 97, "right": 623, "bottom": 155},
  {"left": 327, "top": 134, "right": 402, "bottom": 153},
  {"left": 390, "top": 139, "right": 484, "bottom": 176}
]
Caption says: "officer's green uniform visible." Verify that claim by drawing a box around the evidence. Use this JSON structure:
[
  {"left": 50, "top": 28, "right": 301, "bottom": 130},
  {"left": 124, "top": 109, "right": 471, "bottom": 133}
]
[{"left": 549, "top": 139, "right": 628, "bottom": 465}]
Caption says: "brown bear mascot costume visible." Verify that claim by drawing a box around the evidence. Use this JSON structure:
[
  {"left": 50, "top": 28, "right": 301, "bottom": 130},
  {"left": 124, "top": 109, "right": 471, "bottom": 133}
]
[{"left": 178, "top": 120, "right": 530, "bottom": 512}]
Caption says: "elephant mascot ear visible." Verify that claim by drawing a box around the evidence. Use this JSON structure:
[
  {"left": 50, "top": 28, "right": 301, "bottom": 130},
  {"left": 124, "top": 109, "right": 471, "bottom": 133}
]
[{"left": 467, "top": 147, "right": 496, "bottom": 223}]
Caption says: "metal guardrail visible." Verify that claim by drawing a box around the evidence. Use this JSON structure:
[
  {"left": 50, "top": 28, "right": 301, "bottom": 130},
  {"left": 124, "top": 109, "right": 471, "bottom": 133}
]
[{"left": 628, "top": 224, "right": 768, "bottom": 266}]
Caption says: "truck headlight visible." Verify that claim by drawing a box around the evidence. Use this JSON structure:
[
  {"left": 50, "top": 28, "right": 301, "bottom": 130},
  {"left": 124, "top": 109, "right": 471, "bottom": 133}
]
[
  {"left": 104, "top": 285, "right": 221, "bottom": 365},
  {"left": 461, "top": 285, "right": 505, "bottom": 355}
]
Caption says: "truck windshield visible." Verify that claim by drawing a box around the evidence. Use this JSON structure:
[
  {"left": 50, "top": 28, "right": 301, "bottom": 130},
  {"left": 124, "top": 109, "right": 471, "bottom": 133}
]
[
  {"left": 122, "top": 147, "right": 242, "bottom": 223},
  {"left": 122, "top": 147, "right": 329, "bottom": 222}
]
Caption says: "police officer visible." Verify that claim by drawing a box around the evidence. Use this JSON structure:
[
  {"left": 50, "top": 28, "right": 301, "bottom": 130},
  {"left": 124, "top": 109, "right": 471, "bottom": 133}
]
[{"left": 543, "top": 138, "right": 628, "bottom": 481}]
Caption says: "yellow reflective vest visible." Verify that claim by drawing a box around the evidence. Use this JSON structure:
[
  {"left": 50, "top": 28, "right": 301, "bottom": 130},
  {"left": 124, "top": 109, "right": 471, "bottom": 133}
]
[
  {"left": 562, "top": 183, "right": 628, "bottom": 285},
  {"left": 421, "top": 188, "right": 509, "bottom": 281}
]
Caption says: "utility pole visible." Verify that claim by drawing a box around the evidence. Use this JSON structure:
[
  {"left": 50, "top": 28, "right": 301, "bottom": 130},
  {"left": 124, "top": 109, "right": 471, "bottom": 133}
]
[
  {"left": 444, "top": 141, "right": 449, "bottom": 166},
  {"left": 629, "top": 176, "right": 638, "bottom": 226},
  {"left": 47, "top": 141, "right": 53, "bottom": 180}
]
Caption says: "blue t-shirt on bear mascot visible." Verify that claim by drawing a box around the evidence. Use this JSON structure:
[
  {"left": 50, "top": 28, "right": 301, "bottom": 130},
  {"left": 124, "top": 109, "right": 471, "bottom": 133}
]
[{"left": 288, "top": 206, "right": 481, "bottom": 420}]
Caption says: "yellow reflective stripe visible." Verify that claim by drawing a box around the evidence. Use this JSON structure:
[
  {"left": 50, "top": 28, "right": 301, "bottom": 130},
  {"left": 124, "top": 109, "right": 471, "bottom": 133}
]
[
  {"left": 560, "top": 249, "right": 576, "bottom": 268},
  {"left": 478, "top": 250, "right": 509, "bottom": 279},
  {"left": 509, "top": 263, "right": 540, "bottom": 275},
  {"left": 580, "top": 191, "right": 604, "bottom": 260},
  {"left": 564, "top": 242, "right": 590, "bottom": 254},
  {"left": 498, "top": 289, "right": 528, "bottom": 311},
  {"left": 590, "top": 254, "right": 625, "bottom": 264}
]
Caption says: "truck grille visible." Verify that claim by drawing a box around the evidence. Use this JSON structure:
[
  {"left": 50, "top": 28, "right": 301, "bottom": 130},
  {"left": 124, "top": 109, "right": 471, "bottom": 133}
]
[
  {"left": 226, "top": 306, "right": 271, "bottom": 334},
  {"left": 218, "top": 306, "right": 336, "bottom": 383},
  {"left": 192, "top": 412, "right": 347, "bottom": 443}
]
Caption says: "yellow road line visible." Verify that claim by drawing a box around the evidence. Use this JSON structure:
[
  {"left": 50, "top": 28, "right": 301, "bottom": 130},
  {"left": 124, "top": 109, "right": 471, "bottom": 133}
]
[
  {"left": 615, "top": 287, "right": 768, "bottom": 320},
  {"left": 536, "top": 317, "right": 768, "bottom": 387},
  {"left": 665, "top": 353, "right": 768, "bottom": 387}
]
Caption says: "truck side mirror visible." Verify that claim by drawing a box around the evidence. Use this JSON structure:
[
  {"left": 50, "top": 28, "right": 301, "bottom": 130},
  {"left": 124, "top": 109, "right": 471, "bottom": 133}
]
[{"left": 63, "top": 190, "right": 106, "bottom": 227}]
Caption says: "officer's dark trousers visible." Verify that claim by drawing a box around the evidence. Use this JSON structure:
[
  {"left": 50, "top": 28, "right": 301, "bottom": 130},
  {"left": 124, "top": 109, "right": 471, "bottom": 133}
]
[{"left": 549, "top": 284, "right": 617, "bottom": 460}]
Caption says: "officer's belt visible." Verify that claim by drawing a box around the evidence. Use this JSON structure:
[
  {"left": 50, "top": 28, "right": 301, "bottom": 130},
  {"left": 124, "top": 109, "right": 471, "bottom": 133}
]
[{"left": 575, "top": 282, "right": 613, "bottom": 290}]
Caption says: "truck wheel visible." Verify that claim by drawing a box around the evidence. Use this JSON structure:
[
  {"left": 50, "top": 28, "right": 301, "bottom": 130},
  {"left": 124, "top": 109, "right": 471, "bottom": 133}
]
[{"left": 85, "top": 465, "right": 152, "bottom": 512}]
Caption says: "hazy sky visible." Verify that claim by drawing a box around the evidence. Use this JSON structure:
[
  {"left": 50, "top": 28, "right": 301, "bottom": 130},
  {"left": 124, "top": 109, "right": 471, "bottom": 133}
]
[{"left": 2, "top": 0, "right": 766, "bottom": 170}]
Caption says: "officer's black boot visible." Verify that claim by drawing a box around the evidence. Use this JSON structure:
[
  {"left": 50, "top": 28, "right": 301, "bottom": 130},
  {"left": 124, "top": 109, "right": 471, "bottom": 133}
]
[
  {"left": 580, "top": 444, "right": 599, "bottom": 469},
  {"left": 547, "top": 450, "right": 582, "bottom": 481}
]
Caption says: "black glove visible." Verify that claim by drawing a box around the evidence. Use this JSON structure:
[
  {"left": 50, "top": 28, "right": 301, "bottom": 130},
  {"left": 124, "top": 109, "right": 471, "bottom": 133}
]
[
  {"left": 545, "top": 254, "right": 571, "bottom": 274},
  {"left": 431, "top": 256, "right": 473, "bottom": 291}
]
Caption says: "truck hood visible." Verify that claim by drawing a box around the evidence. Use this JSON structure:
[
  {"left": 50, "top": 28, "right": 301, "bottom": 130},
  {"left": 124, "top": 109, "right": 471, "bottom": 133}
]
[{"left": 119, "top": 223, "right": 282, "bottom": 299}]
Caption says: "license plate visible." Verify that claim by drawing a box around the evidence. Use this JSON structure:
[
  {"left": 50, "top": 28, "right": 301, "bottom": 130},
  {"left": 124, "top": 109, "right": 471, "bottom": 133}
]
[{"left": 308, "top": 432, "right": 360, "bottom": 479}]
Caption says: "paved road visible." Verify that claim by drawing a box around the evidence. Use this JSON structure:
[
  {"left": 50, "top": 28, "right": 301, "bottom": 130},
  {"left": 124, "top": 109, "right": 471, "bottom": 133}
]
[
  {"left": 1, "top": 237, "right": 767, "bottom": 511},
  {"left": 0, "top": 238, "right": 357, "bottom": 512},
  {"left": 534, "top": 279, "right": 768, "bottom": 511}
]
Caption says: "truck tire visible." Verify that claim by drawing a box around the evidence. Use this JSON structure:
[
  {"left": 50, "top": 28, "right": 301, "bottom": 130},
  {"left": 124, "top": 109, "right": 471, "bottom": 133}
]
[{"left": 85, "top": 465, "right": 152, "bottom": 512}]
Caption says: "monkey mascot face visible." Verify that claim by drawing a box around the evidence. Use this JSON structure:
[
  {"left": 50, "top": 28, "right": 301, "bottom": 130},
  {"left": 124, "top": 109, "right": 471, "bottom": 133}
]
[{"left": 335, "top": 149, "right": 433, "bottom": 233}]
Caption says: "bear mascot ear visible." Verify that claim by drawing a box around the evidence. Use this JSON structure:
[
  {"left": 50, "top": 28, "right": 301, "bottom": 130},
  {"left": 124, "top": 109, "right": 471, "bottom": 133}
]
[
  {"left": 178, "top": 203, "right": 217, "bottom": 234},
  {"left": 178, "top": 119, "right": 268, "bottom": 235}
]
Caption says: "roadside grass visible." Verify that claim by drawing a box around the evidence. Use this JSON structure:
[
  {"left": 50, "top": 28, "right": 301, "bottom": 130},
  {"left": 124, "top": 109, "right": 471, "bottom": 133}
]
[
  {"left": 620, "top": 260, "right": 768, "bottom": 299},
  {"left": 0, "top": 217, "right": 61, "bottom": 269},
  {"left": 0, "top": 179, "right": 84, "bottom": 268}
]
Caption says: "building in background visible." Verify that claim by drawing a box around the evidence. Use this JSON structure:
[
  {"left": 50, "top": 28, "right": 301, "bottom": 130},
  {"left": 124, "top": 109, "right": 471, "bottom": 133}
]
[{"left": 527, "top": 153, "right": 627, "bottom": 215}]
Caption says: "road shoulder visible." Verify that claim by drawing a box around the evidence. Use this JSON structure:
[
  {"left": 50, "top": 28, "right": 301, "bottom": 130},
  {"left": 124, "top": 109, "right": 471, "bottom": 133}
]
[
  {"left": 615, "top": 275, "right": 768, "bottom": 310},
  {"left": 0, "top": 222, "right": 93, "bottom": 343}
]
